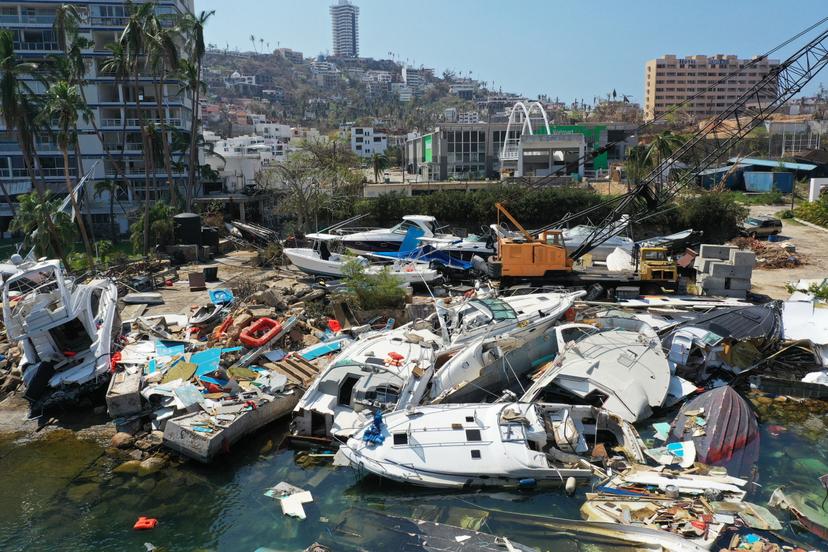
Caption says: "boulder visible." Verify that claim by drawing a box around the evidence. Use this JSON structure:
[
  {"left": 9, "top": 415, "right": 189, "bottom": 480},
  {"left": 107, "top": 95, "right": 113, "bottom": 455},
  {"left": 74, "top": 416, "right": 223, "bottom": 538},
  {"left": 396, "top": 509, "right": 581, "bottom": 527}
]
[{"left": 110, "top": 432, "right": 135, "bottom": 449}]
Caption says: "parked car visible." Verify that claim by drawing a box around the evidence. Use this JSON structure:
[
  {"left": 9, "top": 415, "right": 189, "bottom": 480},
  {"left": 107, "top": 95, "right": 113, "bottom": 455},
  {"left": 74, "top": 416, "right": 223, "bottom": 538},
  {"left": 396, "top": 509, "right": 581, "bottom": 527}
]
[{"left": 739, "top": 215, "right": 783, "bottom": 238}]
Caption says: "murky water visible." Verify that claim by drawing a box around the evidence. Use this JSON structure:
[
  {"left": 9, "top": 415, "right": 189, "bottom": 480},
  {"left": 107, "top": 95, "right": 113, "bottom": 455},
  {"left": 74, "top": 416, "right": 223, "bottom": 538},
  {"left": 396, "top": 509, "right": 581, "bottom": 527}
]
[{"left": 1, "top": 395, "right": 827, "bottom": 552}]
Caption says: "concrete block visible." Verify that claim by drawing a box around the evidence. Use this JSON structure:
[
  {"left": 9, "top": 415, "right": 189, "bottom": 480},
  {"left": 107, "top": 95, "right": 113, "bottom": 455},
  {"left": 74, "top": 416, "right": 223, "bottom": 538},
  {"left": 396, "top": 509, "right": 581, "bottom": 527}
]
[
  {"left": 693, "top": 258, "right": 716, "bottom": 273},
  {"left": 729, "top": 250, "right": 756, "bottom": 267},
  {"left": 106, "top": 369, "right": 142, "bottom": 418},
  {"left": 699, "top": 244, "right": 736, "bottom": 261},
  {"left": 700, "top": 276, "right": 726, "bottom": 290},
  {"left": 724, "top": 278, "right": 751, "bottom": 291},
  {"left": 710, "top": 262, "right": 752, "bottom": 279}
]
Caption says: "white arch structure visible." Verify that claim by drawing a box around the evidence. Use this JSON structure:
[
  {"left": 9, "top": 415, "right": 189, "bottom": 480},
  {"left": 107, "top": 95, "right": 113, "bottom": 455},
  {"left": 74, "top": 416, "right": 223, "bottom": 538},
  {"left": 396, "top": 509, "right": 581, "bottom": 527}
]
[{"left": 500, "top": 101, "right": 552, "bottom": 161}]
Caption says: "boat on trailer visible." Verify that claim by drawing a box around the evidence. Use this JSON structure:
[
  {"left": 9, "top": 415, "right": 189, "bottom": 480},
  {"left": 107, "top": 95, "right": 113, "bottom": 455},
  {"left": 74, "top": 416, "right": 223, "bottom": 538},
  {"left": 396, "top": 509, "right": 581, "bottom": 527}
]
[
  {"left": 339, "top": 402, "right": 645, "bottom": 489},
  {"left": 2, "top": 258, "right": 120, "bottom": 413}
]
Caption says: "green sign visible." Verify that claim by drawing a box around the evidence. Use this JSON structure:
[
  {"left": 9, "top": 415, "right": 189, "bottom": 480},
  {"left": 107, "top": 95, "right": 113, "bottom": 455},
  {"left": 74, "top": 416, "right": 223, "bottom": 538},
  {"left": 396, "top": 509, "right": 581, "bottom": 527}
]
[
  {"left": 423, "top": 134, "right": 433, "bottom": 163},
  {"left": 534, "top": 125, "right": 608, "bottom": 170}
]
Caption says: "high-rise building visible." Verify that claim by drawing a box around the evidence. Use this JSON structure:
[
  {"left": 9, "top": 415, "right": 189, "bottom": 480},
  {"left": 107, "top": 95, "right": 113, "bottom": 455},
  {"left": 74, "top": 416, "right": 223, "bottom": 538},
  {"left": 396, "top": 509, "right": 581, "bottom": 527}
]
[
  {"left": 0, "top": 0, "right": 195, "bottom": 235},
  {"left": 330, "top": 0, "right": 359, "bottom": 58},
  {"left": 644, "top": 54, "right": 779, "bottom": 121}
]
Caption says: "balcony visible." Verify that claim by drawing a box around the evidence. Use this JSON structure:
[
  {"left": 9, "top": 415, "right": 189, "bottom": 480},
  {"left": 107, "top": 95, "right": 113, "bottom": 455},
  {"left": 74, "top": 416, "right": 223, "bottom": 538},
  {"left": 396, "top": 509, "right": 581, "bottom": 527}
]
[
  {"left": 88, "top": 16, "right": 129, "bottom": 27},
  {"left": 0, "top": 167, "right": 74, "bottom": 179}
]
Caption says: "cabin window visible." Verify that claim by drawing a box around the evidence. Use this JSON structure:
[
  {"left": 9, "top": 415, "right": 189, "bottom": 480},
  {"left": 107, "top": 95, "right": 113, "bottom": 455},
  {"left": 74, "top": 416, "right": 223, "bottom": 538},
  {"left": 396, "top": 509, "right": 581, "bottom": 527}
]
[
  {"left": 393, "top": 433, "right": 408, "bottom": 445},
  {"left": 471, "top": 450, "right": 481, "bottom": 459},
  {"left": 90, "top": 289, "right": 102, "bottom": 319},
  {"left": 465, "top": 429, "right": 482, "bottom": 442},
  {"left": 338, "top": 375, "right": 360, "bottom": 406},
  {"left": 49, "top": 318, "right": 92, "bottom": 354},
  {"left": 465, "top": 416, "right": 474, "bottom": 422}
]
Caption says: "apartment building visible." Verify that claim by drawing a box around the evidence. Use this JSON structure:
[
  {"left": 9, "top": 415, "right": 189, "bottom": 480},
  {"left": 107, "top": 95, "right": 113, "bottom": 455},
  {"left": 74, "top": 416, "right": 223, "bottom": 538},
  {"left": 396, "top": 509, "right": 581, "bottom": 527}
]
[
  {"left": 644, "top": 54, "right": 779, "bottom": 121},
  {"left": 0, "top": 0, "right": 195, "bottom": 234},
  {"left": 330, "top": 0, "right": 358, "bottom": 58},
  {"left": 275, "top": 47, "right": 303, "bottom": 64},
  {"left": 348, "top": 127, "right": 388, "bottom": 158}
]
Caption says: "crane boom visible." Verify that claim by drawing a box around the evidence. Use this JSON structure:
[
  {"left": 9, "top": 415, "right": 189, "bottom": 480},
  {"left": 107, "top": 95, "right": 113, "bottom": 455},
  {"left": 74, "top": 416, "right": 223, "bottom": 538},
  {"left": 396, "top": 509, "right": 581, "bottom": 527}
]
[{"left": 565, "top": 24, "right": 828, "bottom": 260}]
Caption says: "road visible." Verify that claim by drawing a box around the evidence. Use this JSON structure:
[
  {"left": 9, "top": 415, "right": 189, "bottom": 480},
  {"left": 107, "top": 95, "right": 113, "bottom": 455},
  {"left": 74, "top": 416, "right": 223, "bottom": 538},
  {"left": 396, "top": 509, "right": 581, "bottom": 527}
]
[{"left": 747, "top": 205, "right": 828, "bottom": 299}]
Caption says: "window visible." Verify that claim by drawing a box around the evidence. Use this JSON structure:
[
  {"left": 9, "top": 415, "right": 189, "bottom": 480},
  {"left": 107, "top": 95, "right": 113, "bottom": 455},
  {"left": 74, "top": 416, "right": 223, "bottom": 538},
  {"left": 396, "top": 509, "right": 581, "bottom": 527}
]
[
  {"left": 393, "top": 433, "right": 408, "bottom": 445},
  {"left": 470, "top": 450, "right": 481, "bottom": 459},
  {"left": 465, "top": 429, "right": 482, "bottom": 442}
]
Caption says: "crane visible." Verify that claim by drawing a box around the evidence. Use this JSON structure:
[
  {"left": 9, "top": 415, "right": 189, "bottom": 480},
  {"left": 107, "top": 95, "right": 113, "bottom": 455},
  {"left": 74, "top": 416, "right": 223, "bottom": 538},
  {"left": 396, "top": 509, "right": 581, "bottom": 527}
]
[
  {"left": 540, "top": 19, "right": 828, "bottom": 261},
  {"left": 491, "top": 19, "right": 828, "bottom": 282}
]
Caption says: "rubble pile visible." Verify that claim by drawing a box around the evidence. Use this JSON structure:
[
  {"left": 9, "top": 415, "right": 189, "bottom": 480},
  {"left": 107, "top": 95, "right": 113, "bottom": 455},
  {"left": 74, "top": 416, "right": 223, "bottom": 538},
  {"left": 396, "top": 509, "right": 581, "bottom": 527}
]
[
  {"left": 732, "top": 237, "right": 804, "bottom": 269},
  {"left": 693, "top": 244, "right": 755, "bottom": 299}
]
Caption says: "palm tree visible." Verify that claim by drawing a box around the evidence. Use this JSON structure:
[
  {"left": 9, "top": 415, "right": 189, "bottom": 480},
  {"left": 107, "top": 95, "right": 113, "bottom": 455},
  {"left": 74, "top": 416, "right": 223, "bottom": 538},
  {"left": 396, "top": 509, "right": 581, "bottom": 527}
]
[
  {"left": 645, "top": 131, "right": 686, "bottom": 194},
  {"left": 94, "top": 179, "right": 120, "bottom": 244},
  {"left": 179, "top": 9, "right": 214, "bottom": 211},
  {"left": 120, "top": 1, "right": 155, "bottom": 255},
  {"left": 144, "top": 15, "right": 180, "bottom": 203},
  {"left": 176, "top": 58, "right": 206, "bottom": 209},
  {"left": 249, "top": 34, "right": 256, "bottom": 53},
  {"left": 39, "top": 81, "right": 95, "bottom": 268},
  {"left": 370, "top": 152, "right": 389, "bottom": 183},
  {"left": 100, "top": 41, "right": 132, "bottom": 207},
  {"left": 10, "top": 190, "right": 75, "bottom": 263}
]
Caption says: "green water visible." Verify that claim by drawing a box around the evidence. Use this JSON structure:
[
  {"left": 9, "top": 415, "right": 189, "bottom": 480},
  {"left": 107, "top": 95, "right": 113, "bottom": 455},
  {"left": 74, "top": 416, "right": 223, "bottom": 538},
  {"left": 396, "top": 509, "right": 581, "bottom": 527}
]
[{"left": 1, "top": 398, "right": 828, "bottom": 552}]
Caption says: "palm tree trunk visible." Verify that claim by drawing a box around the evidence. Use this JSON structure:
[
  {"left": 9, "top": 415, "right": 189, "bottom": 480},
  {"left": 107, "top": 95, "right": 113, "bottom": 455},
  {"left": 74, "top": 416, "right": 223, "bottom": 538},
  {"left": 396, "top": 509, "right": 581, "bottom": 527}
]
[
  {"left": 73, "top": 135, "right": 97, "bottom": 247},
  {"left": 187, "top": 63, "right": 202, "bottom": 211},
  {"left": 143, "top": 132, "right": 152, "bottom": 256},
  {"left": 63, "top": 145, "right": 94, "bottom": 268},
  {"left": 109, "top": 184, "right": 116, "bottom": 242},
  {"left": 154, "top": 79, "right": 175, "bottom": 205}
]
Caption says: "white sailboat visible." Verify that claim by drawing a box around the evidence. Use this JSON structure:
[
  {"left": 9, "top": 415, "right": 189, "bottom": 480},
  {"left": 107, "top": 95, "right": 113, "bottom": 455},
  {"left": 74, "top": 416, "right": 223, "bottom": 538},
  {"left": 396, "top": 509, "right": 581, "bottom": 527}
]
[
  {"left": 339, "top": 402, "right": 645, "bottom": 489},
  {"left": 2, "top": 258, "right": 120, "bottom": 411}
]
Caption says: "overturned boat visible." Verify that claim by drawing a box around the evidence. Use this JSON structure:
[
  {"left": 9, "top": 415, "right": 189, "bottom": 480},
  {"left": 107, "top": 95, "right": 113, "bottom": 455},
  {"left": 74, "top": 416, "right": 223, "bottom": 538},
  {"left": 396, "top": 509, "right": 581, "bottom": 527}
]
[
  {"left": 340, "top": 402, "right": 645, "bottom": 489},
  {"left": 520, "top": 328, "right": 687, "bottom": 423},
  {"left": 429, "top": 323, "right": 597, "bottom": 404},
  {"left": 668, "top": 386, "right": 759, "bottom": 478},
  {"left": 2, "top": 258, "right": 120, "bottom": 413}
]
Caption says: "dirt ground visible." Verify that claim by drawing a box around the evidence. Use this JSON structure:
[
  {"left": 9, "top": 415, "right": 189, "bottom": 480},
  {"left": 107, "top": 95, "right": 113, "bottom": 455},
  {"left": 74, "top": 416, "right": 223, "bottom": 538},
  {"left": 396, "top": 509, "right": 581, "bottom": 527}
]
[{"left": 745, "top": 205, "right": 828, "bottom": 299}]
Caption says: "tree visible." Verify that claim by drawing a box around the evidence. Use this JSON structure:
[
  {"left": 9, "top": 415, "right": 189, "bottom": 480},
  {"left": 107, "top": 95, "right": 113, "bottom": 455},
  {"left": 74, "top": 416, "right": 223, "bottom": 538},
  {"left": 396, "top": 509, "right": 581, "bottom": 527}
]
[
  {"left": 645, "top": 130, "right": 686, "bottom": 194},
  {"left": 39, "top": 81, "right": 96, "bottom": 268},
  {"left": 130, "top": 200, "right": 174, "bottom": 253},
  {"left": 10, "top": 190, "right": 75, "bottom": 263},
  {"left": 370, "top": 152, "right": 389, "bottom": 183},
  {"left": 179, "top": 9, "right": 214, "bottom": 210},
  {"left": 264, "top": 138, "right": 362, "bottom": 232},
  {"left": 100, "top": 41, "right": 133, "bottom": 204},
  {"left": 94, "top": 179, "right": 120, "bottom": 243},
  {"left": 623, "top": 144, "right": 649, "bottom": 190}
]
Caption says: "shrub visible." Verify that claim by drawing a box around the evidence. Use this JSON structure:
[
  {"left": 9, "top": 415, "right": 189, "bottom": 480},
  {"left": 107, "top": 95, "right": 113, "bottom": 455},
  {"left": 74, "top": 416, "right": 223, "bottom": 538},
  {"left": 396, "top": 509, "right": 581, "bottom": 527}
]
[
  {"left": 795, "top": 198, "right": 828, "bottom": 227},
  {"left": 677, "top": 191, "right": 748, "bottom": 244},
  {"left": 339, "top": 259, "right": 406, "bottom": 310}
]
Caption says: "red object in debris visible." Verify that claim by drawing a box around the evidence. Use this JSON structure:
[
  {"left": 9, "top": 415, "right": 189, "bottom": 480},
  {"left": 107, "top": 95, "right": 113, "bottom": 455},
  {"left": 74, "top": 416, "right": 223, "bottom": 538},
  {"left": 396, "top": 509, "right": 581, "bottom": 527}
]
[
  {"left": 564, "top": 307, "right": 576, "bottom": 322},
  {"left": 213, "top": 315, "right": 234, "bottom": 340},
  {"left": 63, "top": 351, "right": 77, "bottom": 358},
  {"left": 690, "top": 520, "right": 707, "bottom": 532},
  {"left": 388, "top": 352, "right": 404, "bottom": 361},
  {"left": 110, "top": 351, "right": 122, "bottom": 373},
  {"left": 768, "top": 424, "right": 786, "bottom": 437},
  {"left": 240, "top": 317, "right": 283, "bottom": 348},
  {"left": 165, "top": 279, "right": 173, "bottom": 287},
  {"left": 327, "top": 319, "right": 342, "bottom": 332},
  {"left": 133, "top": 516, "right": 157, "bottom": 531}
]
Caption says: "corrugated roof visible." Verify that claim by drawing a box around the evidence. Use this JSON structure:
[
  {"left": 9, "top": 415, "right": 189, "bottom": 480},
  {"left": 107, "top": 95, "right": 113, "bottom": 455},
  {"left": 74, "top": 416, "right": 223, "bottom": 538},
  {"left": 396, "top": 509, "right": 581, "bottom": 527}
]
[
  {"left": 727, "top": 157, "right": 817, "bottom": 171},
  {"left": 698, "top": 164, "right": 747, "bottom": 176}
]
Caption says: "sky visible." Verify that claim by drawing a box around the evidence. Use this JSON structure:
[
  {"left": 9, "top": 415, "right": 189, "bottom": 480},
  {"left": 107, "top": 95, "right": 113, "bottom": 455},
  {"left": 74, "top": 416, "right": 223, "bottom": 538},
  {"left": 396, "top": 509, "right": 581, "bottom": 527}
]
[{"left": 197, "top": 0, "right": 828, "bottom": 103}]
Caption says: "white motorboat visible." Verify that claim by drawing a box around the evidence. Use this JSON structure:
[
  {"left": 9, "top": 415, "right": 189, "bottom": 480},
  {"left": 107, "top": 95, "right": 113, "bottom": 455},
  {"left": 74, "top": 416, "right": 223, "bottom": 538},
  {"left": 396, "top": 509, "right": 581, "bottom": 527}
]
[
  {"left": 284, "top": 233, "right": 440, "bottom": 284},
  {"left": 339, "top": 215, "right": 494, "bottom": 260},
  {"left": 292, "top": 325, "right": 439, "bottom": 439},
  {"left": 520, "top": 328, "right": 688, "bottom": 423},
  {"left": 2, "top": 258, "right": 120, "bottom": 411},
  {"left": 340, "top": 402, "right": 646, "bottom": 489}
]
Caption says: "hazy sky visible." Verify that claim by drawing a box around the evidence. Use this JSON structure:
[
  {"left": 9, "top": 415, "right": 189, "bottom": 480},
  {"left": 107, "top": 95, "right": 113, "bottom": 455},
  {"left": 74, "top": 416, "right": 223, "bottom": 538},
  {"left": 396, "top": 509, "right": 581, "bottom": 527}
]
[{"left": 197, "top": 0, "right": 828, "bottom": 103}]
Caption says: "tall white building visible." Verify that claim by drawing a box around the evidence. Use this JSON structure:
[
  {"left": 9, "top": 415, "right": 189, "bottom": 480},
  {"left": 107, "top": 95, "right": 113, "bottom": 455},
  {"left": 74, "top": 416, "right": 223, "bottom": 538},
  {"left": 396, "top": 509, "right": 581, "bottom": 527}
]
[
  {"left": 348, "top": 127, "right": 387, "bottom": 158},
  {"left": 330, "top": 0, "right": 359, "bottom": 58},
  {"left": 0, "top": 0, "right": 196, "bottom": 235}
]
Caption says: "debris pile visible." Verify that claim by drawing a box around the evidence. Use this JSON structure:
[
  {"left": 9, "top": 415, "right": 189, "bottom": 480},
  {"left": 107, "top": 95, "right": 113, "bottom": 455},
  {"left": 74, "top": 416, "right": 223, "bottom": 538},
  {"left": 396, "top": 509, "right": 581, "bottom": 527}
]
[
  {"left": 731, "top": 237, "right": 804, "bottom": 269},
  {"left": 693, "top": 244, "right": 755, "bottom": 299}
]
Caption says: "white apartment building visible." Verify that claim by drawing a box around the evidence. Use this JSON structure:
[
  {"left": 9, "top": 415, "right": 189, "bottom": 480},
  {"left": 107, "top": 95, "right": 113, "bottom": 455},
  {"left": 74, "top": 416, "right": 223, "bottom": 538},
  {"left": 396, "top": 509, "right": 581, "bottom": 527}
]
[
  {"left": 391, "top": 83, "right": 414, "bottom": 102},
  {"left": 644, "top": 54, "right": 779, "bottom": 121},
  {"left": 0, "top": 0, "right": 196, "bottom": 235},
  {"left": 443, "top": 108, "right": 458, "bottom": 123},
  {"left": 349, "top": 127, "right": 387, "bottom": 157},
  {"left": 402, "top": 65, "right": 427, "bottom": 90},
  {"left": 206, "top": 134, "right": 288, "bottom": 193},
  {"left": 224, "top": 71, "right": 257, "bottom": 87},
  {"left": 254, "top": 123, "right": 293, "bottom": 141},
  {"left": 330, "top": 0, "right": 359, "bottom": 58},
  {"left": 457, "top": 111, "right": 480, "bottom": 124}
]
